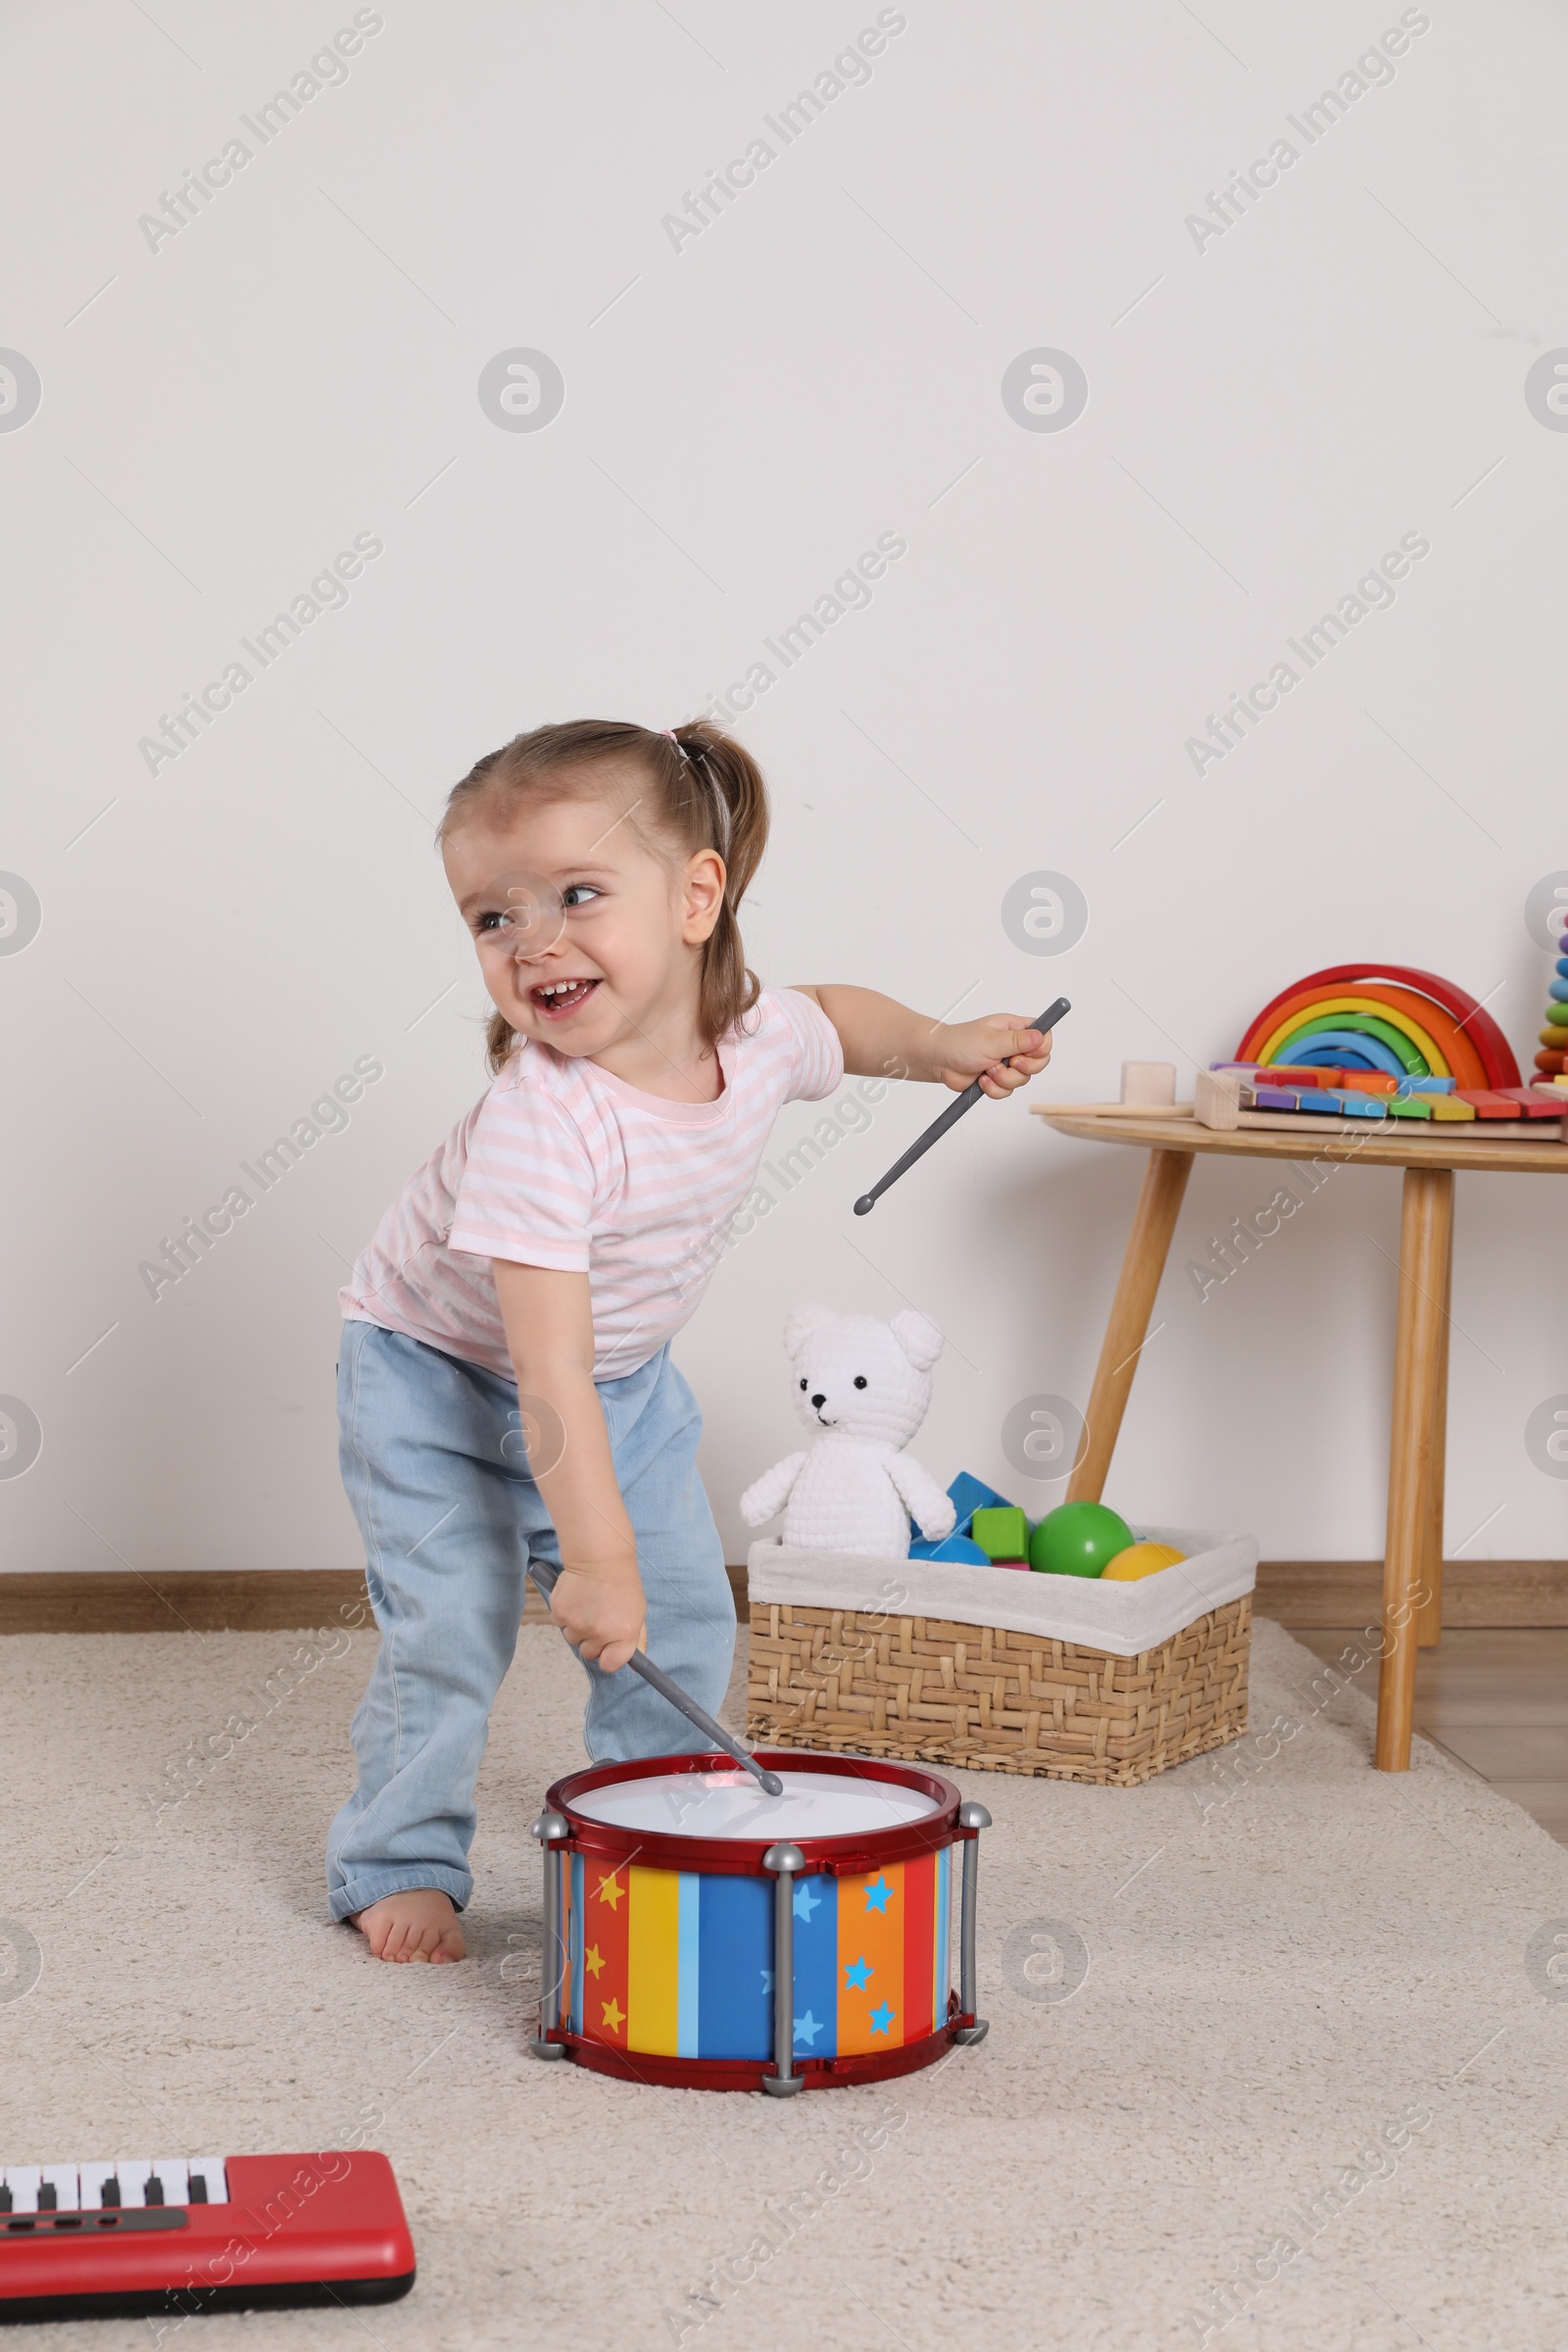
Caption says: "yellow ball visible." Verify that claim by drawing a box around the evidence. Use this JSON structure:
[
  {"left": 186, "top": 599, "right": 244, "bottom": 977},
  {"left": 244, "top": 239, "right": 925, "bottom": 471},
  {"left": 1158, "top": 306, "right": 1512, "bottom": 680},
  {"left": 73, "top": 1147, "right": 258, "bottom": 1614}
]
[{"left": 1101, "top": 1542, "right": 1186, "bottom": 1582}]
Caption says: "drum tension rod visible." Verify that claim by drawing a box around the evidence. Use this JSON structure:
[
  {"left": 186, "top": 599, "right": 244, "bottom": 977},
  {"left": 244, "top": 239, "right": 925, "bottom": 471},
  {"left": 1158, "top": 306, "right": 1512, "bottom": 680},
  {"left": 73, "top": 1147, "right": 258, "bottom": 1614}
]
[
  {"left": 760, "top": 1843, "right": 808, "bottom": 2096},
  {"left": 528, "top": 1809, "right": 572, "bottom": 2059},
  {"left": 953, "top": 1801, "right": 992, "bottom": 2047}
]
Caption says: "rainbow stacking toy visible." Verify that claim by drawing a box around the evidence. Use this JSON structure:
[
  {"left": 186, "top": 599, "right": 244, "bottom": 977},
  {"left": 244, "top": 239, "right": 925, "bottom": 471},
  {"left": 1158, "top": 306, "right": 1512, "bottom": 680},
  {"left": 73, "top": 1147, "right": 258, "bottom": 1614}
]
[
  {"left": 1538, "top": 941, "right": 1568, "bottom": 1086},
  {"left": 1206, "top": 964, "right": 1564, "bottom": 1130}
]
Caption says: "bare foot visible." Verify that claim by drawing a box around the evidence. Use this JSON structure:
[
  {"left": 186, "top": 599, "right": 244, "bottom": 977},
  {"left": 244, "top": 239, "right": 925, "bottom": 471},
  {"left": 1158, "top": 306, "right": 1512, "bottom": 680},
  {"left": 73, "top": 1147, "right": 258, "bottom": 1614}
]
[{"left": 350, "top": 1888, "right": 466, "bottom": 1964}]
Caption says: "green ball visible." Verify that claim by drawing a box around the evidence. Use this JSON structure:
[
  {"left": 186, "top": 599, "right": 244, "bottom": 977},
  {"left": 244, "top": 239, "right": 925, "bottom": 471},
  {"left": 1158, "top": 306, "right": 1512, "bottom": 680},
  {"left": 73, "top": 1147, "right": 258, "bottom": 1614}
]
[{"left": 1028, "top": 1501, "right": 1135, "bottom": 1579}]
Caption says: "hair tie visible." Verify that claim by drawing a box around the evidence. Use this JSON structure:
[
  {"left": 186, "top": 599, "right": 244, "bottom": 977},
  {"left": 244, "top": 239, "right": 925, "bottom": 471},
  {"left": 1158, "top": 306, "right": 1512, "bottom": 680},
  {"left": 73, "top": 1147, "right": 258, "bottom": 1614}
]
[{"left": 662, "top": 725, "right": 730, "bottom": 866}]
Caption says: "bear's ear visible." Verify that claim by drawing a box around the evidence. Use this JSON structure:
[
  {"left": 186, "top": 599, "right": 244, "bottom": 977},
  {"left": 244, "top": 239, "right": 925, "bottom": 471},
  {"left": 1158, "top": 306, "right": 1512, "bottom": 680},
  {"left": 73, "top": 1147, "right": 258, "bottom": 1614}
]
[
  {"left": 889, "top": 1309, "right": 944, "bottom": 1373},
  {"left": 783, "top": 1301, "right": 839, "bottom": 1359}
]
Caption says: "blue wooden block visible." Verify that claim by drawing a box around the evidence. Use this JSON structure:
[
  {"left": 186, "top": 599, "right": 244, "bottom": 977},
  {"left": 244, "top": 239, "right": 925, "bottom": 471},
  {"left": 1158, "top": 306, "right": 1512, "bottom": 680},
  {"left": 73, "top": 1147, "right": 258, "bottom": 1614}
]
[
  {"left": 946, "top": 1472, "right": 1012, "bottom": 1525},
  {"left": 909, "top": 1533, "right": 991, "bottom": 1565},
  {"left": 1403, "top": 1075, "right": 1456, "bottom": 1093},
  {"left": 1325, "top": 1090, "right": 1387, "bottom": 1117}
]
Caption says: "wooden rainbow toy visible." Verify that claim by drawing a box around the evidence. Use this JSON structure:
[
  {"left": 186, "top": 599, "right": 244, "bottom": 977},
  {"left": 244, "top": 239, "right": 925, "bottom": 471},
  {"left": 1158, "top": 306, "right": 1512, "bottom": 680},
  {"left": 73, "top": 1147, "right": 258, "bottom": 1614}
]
[{"left": 1234, "top": 962, "right": 1521, "bottom": 1091}]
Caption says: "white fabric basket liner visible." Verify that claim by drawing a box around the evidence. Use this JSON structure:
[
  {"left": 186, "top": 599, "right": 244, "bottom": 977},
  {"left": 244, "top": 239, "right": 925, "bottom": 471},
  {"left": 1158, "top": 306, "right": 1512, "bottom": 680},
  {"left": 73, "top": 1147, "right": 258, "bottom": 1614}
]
[{"left": 747, "top": 1523, "right": 1257, "bottom": 1661}]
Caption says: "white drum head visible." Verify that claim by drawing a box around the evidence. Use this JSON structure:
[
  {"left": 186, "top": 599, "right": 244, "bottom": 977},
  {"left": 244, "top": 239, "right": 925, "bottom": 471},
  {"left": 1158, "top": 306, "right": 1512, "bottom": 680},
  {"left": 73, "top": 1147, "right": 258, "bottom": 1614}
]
[{"left": 568, "top": 1768, "right": 942, "bottom": 1840}]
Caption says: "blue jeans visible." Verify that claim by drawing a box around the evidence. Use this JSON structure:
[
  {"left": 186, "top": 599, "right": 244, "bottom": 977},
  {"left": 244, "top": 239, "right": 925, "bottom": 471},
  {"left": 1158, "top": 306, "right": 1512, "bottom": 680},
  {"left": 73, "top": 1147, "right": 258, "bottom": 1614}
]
[{"left": 325, "top": 1321, "right": 735, "bottom": 1921}]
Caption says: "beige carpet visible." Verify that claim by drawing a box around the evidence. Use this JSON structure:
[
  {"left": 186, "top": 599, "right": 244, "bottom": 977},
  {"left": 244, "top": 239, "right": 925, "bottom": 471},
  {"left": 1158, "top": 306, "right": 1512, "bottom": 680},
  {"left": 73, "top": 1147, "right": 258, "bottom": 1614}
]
[{"left": 3, "top": 1613, "right": 1567, "bottom": 2351}]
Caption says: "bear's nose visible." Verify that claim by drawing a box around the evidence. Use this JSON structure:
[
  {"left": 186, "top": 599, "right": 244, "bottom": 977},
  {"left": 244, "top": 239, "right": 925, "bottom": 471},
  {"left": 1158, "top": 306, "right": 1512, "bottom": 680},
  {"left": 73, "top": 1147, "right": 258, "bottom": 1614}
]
[{"left": 810, "top": 1394, "right": 826, "bottom": 1409}]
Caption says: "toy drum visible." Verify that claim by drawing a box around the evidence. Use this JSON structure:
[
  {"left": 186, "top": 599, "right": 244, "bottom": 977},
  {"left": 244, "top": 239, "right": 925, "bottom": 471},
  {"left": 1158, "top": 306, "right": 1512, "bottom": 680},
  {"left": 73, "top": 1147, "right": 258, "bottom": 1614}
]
[{"left": 529, "top": 1752, "right": 992, "bottom": 2093}]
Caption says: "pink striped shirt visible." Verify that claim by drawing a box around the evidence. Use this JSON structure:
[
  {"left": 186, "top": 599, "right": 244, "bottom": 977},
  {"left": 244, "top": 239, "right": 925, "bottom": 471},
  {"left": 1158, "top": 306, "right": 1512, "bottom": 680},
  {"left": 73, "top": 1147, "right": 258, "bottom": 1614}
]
[{"left": 339, "top": 987, "right": 845, "bottom": 1380}]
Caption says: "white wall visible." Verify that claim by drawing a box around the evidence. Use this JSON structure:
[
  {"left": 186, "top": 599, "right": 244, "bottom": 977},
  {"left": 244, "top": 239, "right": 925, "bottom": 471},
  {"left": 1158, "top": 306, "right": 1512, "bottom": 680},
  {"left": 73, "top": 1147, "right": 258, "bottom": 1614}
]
[{"left": 2, "top": 0, "right": 1565, "bottom": 1575}]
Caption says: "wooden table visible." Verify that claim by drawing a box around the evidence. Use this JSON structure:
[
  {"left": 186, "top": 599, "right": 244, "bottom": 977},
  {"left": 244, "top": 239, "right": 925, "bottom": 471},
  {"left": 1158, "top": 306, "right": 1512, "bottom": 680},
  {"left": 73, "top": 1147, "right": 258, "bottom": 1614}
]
[{"left": 1033, "top": 1110, "right": 1568, "bottom": 1771}]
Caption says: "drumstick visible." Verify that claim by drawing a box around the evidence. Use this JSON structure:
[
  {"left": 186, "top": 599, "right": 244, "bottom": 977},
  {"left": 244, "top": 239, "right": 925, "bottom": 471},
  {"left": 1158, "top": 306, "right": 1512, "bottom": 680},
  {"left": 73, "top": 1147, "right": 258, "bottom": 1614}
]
[
  {"left": 523, "top": 1558, "right": 784, "bottom": 1797},
  {"left": 854, "top": 998, "right": 1071, "bottom": 1214}
]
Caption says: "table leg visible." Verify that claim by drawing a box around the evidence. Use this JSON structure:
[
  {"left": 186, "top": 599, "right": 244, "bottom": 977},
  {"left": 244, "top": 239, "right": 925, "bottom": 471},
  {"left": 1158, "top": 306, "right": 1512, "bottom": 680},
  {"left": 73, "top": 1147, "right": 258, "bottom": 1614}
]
[
  {"left": 1065, "top": 1149, "right": 1193, "bottom": 1506},
  {"left": 1375, "top": 1166, "right": 1454, "bottom": 1771},
  {"left": 1415, "top": 1216, "right": 1453, "bottom": 1649}
]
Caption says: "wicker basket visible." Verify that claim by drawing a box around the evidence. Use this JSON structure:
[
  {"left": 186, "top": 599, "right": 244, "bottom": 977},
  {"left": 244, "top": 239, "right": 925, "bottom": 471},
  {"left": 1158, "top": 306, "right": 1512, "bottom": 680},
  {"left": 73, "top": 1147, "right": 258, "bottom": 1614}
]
[{"left": 746, "top": 1580, "right": 1251, "bottom": 1788}]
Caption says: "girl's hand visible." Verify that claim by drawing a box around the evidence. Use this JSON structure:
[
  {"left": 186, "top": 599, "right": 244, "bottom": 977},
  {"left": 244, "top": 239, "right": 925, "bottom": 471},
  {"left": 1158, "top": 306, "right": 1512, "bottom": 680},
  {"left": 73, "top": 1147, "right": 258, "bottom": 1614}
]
[
  {"left": 934, "top": 1013, "right": 1054, "bottom": 1099},
  {"left": 550, "top": 1560, "right": 648, "bottom": 1675}
]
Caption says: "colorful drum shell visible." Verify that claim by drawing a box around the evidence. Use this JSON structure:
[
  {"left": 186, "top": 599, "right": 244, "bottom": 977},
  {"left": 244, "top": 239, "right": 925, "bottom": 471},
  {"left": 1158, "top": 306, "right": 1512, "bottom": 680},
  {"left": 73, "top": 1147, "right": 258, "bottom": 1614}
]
[{"left": 542, "top": 1752, "right": 967, "bottom": 2091}]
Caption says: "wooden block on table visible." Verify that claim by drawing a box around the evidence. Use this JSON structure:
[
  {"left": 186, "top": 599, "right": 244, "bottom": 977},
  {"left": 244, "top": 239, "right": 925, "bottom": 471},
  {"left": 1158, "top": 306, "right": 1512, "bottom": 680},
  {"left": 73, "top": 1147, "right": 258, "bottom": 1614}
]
[
  {"left": 1194, "top": 1068, "right": 1244, "bottom": 1129},
  {"left": 1428, "top": 1095, "right": 1477, "bottom": 1121}
]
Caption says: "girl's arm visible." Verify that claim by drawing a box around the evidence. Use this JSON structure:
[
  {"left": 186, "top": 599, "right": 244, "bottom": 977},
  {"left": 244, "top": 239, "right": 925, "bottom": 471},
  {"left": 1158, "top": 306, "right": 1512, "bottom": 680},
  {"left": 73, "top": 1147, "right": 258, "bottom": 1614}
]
[
  {"left": 491, "top": 1258, "right": 647, "bottom": 1674},
  {"left": 789, "top": 986, "right": 1054, "bottom": 1099}
]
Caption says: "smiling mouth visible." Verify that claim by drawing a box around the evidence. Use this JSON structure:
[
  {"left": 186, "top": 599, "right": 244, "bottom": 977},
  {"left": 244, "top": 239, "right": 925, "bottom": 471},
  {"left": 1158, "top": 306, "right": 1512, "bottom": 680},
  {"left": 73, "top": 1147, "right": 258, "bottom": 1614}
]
[{"left": 530, "top": 977, "right": 601, "bottom": 1020}]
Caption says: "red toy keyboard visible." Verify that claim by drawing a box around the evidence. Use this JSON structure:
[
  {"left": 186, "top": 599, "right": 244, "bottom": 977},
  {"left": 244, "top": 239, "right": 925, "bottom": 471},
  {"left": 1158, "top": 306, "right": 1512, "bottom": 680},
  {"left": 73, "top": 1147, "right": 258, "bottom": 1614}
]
[{"left": 0, "top": 2152, "right": 415, "bottom": 2325}]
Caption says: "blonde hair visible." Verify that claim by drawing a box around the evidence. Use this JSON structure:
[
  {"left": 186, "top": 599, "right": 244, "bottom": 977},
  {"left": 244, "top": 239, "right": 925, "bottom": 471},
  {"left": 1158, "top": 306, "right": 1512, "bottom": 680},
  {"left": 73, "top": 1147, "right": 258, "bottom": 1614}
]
[{"left": 439, "top": 718, "right": 768, "bottom": 1074}]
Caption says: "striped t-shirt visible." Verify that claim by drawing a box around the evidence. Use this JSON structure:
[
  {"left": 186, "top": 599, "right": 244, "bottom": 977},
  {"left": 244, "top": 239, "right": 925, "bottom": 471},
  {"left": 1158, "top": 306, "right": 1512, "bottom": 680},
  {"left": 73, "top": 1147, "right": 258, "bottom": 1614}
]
[{"left": 339, "top": 987, "right": 845, "bottom": 1381}]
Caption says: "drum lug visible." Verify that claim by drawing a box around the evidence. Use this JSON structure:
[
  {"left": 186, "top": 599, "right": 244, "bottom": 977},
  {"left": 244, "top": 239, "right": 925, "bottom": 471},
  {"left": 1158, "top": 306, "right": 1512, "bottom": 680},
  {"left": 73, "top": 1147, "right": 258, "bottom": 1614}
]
[
  {"left": 954, "top": 1800, "right": 992, "bottom": 2047},
  {"left": 760, "top": 1842, "right": 808, "bottom": 2096},
  {"left": 529, "top": 1809, "right": 572, "bottom": 2057}
]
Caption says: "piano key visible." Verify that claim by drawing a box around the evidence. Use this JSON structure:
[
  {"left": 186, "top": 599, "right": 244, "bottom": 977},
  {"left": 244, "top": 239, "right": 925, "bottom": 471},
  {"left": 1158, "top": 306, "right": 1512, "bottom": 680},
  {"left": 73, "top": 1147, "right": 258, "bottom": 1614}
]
[
  {"left": 114, "top": 2162, "right": 155, "bottom": 2208},
  {"left": 2, "top": 2168, "right": 41, "bottom": 2214},
  {"left": 77, "top": 2163, "right": 122, "bottom": 2210},
  {"left": 145, "top": 2159, "right": 186, "bottom": 2205},
  {"left": 38, "top": 2166, "right": 80, "bottom": 2212},
  {"left": 184, "top": 2159, "right": 228, "bottom": 2205}
]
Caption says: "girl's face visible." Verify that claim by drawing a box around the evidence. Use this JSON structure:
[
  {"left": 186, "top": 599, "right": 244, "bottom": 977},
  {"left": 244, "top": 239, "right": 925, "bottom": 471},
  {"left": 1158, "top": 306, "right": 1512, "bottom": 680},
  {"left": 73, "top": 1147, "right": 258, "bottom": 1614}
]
[{"left": 443, "top": 772, "right": 725, "bottom": 1062}]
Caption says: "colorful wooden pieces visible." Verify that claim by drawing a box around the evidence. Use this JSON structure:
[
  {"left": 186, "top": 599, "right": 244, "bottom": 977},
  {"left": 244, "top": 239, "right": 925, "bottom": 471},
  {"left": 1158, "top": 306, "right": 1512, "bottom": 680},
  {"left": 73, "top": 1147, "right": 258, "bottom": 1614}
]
[
  {"left": 970, "top": 1506, "right": 1030, "bottom": 1562},
  {"left": 1427, "top": 1095, "right": 1477, "bottom": 1121},
  {"left": 1267, "top": 1009, "right": 1434, "bottom": 1075},
  {"left": 1456, "top": 1089, "right": 1524, "bottom": 1119},
  {"left": 1497, "top": 1087, "right": 1568, "bottom": 1118},
  {"left": 1387, "top": 1094, "right": 1435, "bottom": 1118},
  {"left": 1251, "top": 991, "right": 1455, "bottom": 1080},
  {"left": 1272, "top": 1026, "right": 1414, "bottom": 1078},
  {"left": 1237, "top": 967, "right": 1513, "bottom": 1089}
]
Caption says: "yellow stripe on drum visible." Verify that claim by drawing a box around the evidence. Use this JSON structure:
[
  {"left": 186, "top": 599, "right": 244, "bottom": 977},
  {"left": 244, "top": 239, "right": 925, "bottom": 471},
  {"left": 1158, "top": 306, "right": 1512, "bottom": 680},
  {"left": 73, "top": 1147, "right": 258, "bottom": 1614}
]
[{"left": 627, "top": 1866, "right": 681, "bottom": 2054}]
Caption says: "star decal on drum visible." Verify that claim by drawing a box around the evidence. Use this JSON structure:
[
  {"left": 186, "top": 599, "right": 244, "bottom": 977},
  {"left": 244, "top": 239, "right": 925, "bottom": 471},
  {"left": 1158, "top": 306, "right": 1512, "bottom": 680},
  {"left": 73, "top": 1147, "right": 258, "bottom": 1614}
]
[
  {"left": 760, "top": 1970, "right": 774, "bottom": 1994},
  {"left": 794, "top": 2010, "right": 823, "bottom": 2046},
  {"left": 793, "top": 1882, "right": 821, "bottom": 1922},
  {"left": 844, "top": 1956, "right": 873, "bottom": 1988},
  {"left": 868, "top": 2002, "right": 896, "bottom": 2036},
  {"left": 863, "top": 1875, "right": 893, "bottom": 1914},
  {"left": 585, "top": 1944, "right": 606, "bottom": 1978},
  {"left": 595, "top": 1872, "right": 623, "bottom": 1910},
  {"left": 601, "top": 1996, "right": 626, "bottom": 2035}
]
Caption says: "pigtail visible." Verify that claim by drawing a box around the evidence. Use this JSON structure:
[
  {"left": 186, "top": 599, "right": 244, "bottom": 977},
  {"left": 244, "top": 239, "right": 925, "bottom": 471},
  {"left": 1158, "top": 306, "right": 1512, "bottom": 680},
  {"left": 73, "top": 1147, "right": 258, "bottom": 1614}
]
[{"left": 670, "top": 722, "right": 767, "bottom": 1045}]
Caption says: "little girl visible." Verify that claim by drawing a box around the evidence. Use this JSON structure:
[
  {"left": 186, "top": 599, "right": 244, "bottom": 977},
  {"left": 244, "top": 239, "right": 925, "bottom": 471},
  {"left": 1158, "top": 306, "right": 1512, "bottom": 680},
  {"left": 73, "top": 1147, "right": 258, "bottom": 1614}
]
[{"left": 329, "top": 717, "right": 1052, "bottom": 1962}]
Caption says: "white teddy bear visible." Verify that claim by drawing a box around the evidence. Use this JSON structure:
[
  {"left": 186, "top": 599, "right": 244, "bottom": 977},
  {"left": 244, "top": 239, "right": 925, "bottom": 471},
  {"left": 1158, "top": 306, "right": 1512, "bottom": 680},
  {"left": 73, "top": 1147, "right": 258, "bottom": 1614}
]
[{"left": 739, "top": 1302, "right": 957, "bottom": 1558}]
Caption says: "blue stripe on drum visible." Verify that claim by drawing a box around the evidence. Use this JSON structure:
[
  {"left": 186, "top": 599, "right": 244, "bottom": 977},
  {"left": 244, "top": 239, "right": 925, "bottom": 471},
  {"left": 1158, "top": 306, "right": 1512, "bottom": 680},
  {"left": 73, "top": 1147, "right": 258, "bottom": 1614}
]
[
  {"left": 935, "top": 1845, "right": 951, "bottom": 2019},
  {"left": 677, "top": 1873, "right": 701, "bottom": 2058},
  {"left": 569, "top": 1850, "right": 585, "bottom": 2034},
  {"left": 791, "top": 1873, "right": 837, "bottom": 2061},
  {"left": 696, "top": 1875, "right": 772, "bottom": 2061}
]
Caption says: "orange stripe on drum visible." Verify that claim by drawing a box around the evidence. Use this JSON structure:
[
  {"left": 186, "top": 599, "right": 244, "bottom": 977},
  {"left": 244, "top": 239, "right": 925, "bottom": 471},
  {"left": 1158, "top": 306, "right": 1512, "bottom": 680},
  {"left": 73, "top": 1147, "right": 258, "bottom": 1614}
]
[{"left": 837, "top": 1861, "right": 906, "bottom": 2055}]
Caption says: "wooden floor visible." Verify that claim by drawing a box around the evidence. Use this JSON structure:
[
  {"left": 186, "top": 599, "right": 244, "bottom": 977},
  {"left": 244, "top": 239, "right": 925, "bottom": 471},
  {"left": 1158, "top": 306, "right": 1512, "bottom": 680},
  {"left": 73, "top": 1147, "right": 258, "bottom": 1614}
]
[{"left": 1291, "top": 1628, "right": 1568, "bottom": 1845}]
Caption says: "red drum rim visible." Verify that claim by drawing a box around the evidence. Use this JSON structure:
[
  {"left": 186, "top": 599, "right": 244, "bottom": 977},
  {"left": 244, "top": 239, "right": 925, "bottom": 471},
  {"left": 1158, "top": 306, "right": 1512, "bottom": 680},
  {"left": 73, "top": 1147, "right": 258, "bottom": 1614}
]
[
  {"left": 546, "top": 1750, "right": 963, "bottom": 1878},
  {"left": 540, "top": 2007, "right": 967, "bottom": 2094}
]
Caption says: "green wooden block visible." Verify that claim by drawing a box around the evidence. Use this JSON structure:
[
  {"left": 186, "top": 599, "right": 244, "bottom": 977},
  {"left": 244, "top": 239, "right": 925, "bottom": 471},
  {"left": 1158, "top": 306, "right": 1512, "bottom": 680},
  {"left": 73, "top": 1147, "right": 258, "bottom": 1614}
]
[{"left": 971, "top": 1506, "right": 1030, "bottom": 1561}]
